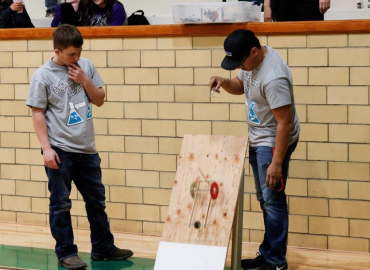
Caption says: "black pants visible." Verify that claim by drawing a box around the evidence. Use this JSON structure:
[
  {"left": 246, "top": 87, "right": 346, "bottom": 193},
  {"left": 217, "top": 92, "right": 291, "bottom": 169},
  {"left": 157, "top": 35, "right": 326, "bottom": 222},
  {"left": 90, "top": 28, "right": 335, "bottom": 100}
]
[{"left": 271, "top": 0, "right": 323, "bottom": 21}]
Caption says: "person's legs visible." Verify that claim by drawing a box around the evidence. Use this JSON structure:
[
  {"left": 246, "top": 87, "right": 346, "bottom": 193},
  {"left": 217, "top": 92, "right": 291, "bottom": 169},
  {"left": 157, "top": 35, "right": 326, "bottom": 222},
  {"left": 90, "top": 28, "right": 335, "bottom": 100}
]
[
  {"left": 72, "top": 152, "right": 116, "bottom": 256},
  {"left": 255, "top": 141, "right": 297, "bottom": 265},
  {"left": 242, "top": 146, "right": 272, "bottom": 269},
  {"left": 45, "top": 0, "right": 57, "bottom": 10},
  {"left": 45, "top": 0, "right": 57, "bottom": 17},
  {"left": 271, "top": 0, "right": 295, "bottom": 21},
  {"left": 295, "top": 0, "right": 324, "bottom": 21},
  {"left": 46, "top": 147, "right": 78, "bottom": 261},
  {"left": 250, "top": 146, "right": 272, "bottom": 254}
]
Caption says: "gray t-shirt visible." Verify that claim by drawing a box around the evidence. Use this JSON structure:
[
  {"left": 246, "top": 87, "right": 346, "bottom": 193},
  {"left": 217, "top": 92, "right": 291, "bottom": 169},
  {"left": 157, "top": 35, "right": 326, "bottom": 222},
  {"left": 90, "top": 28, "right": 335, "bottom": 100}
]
[
  {"left": 26, "top": 57, "right": 104, "bottom": 154},
  {"left": 238, "top": 46, "right": 300, "bottom": 147}
]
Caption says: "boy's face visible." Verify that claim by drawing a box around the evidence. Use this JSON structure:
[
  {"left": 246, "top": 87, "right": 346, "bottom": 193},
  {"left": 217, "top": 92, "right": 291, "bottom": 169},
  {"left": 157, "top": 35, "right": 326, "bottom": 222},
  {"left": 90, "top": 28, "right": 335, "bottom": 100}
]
[{"left": 55, "top": 46, "right": 82, "bottom": 66}]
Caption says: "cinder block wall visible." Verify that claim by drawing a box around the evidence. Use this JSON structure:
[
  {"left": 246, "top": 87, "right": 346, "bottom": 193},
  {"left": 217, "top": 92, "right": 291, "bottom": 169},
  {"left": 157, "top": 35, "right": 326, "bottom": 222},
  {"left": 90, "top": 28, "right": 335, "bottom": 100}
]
[{"left": 0, "top": 34, "right": 370, "bottom": 253}]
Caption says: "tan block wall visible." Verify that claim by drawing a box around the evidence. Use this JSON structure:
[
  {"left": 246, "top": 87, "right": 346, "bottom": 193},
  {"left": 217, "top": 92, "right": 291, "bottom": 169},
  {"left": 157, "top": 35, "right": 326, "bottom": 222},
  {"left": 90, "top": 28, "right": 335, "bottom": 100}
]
[{"left": 1, "top": 34, "right": 370, "bottom": 253}]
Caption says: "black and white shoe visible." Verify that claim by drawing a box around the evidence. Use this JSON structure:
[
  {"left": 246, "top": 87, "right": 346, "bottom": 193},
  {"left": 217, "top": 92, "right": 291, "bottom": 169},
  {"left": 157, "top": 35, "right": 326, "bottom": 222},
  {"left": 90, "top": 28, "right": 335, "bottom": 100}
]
[
  {"left": 261, "top": 261, "right": 289, "bottom": 270},
  {"left": 46, "top": 8, "right": 55, "bottom": 18},
  {"left": 241, "top": 252, "right": 267, "bottom": 269}
]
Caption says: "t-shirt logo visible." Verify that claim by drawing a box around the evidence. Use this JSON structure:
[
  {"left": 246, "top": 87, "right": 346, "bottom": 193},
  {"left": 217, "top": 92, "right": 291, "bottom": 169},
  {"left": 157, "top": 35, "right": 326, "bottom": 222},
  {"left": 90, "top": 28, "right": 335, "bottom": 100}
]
[
  {"left": 86, "top": 94, "right": 92, "bottom": 120},
  {"left": 248, "top": 100, "right": 260, "bottom": 125},
  {"left": 67, "top": 101, "right": 86, "bottom": 126},
  {"left": 67, "top": 95, "right": 93, "bottom": 126}
]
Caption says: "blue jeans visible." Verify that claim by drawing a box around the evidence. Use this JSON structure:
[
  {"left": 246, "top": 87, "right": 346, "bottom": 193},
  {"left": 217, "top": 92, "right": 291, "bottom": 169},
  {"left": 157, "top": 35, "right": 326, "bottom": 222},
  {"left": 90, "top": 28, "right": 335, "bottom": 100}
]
[
  {"left": 45, "top": 0, "right": 57, "bottom": 10},
  {"left": 249, "top": 140, "right": 298, "bottom": 265},
  {"left": 44, "top": 147, "right": 116, "bottom": 261}
]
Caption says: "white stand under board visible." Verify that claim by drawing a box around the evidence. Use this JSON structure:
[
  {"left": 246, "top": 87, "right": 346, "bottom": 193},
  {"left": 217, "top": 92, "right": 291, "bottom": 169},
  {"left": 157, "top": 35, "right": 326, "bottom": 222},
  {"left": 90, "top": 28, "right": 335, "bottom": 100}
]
[{"left": 154, "top": 242, "right": 227, "bottom": 270}]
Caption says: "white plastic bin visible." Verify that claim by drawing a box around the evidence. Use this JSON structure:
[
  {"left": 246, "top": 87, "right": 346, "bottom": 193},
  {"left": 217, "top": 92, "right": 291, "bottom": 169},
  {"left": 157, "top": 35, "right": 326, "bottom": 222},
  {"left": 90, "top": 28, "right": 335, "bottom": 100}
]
[{"left": 172, "top": 2, "right": 262, "bottom": 24}]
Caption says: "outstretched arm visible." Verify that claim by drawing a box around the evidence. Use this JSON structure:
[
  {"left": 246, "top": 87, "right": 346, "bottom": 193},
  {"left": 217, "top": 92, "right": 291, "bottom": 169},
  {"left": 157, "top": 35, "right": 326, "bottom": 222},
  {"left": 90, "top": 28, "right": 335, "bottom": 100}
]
[{"left": 209, "top": 76, "right": 244, "bottom": 95}]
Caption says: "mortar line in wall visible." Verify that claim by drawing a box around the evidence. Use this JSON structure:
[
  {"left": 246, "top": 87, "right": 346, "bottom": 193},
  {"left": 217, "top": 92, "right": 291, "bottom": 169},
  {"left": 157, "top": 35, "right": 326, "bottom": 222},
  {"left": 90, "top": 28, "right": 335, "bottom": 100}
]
[
  {"left": 347, "top": 216, "right": 350, "bottom": 240},
  {"left": 11, "top": 51, "right": 14, "bottom": 68},
  {"left": 29, "top": 194, "right": 33, "bottom": 217},
  {"left": 348, "top": 66, "right": 351, "bottom": 91},
  {"left": 347, "top": 180, "right": 350, "bottom": 216},
  {"left": 346, "top": 100, "right": 349, "bottom": 129},
  {"left": 305, "top": 35, "right": 308, "bottom": 48},
  {"left": 327, "top": 47, "right": 329, "bottom": 68},
  {"left": 326, "top": 230, "right": 329, "bottom": 250},
  {"left": 157, "top": 131, "right": 160, "bottom": 156},
  {"left": 174, "top": 47, "right": 177, "bottom": 68},
  {"left": 306, "top": 66, "right": 309, "bottom": 86},
  {"left": 156, "top": 101, "right": 159, "bottom": 120}
]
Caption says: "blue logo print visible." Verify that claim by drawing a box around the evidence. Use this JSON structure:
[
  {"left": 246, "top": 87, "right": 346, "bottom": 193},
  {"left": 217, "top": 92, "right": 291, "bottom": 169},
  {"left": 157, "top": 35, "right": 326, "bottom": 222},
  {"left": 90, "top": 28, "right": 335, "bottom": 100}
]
[
  {"left": 67, "top": 102, "right": 84, "bottom": 126},
  {"left": 248, "top": 101, "right": 260, "bottom": 125},
  {"left": 86, "top": 104, "right": 92, "bottom": 120},
  {"left": 85, "top": 95, "right": 92, "bottom": 120}
]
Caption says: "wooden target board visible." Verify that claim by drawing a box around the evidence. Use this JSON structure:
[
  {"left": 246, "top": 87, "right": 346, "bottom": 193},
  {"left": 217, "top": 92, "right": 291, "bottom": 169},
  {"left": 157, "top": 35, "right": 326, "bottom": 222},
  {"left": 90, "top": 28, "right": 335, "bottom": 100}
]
[{"left": 155, "top": 135, "right": 248, "bottom": 270}]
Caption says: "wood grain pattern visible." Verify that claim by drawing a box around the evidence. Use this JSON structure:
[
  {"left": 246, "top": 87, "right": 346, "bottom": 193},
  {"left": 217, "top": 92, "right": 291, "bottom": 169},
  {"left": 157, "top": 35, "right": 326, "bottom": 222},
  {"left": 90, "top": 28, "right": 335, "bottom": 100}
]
[
  {"left": 1, "top": 20, "right": 370, "bottom": 40},
  {"left": 161, "top": 135, "right": 248, "bottom": 247}
]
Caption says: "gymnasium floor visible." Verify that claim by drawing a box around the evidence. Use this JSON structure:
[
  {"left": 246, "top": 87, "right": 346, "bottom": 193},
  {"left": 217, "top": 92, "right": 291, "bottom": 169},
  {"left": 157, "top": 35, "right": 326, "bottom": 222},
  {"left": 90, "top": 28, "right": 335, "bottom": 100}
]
[{"left": 0, "top": 223, "right": 369, "bottom": 270}]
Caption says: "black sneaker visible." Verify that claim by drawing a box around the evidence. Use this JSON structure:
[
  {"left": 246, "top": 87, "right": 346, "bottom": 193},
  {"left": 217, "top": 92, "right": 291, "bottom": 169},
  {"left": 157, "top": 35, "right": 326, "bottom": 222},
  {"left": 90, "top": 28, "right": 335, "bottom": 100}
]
[
  {"left": 91, "top": 248, "right": 133, "bottom": 261},
  {"left": 261, "top": 261, "right": 289, "bottom": 270},
  {"left": 58, "top": 255, "right": 87, "bottom": 270},
  {"left": 46, "top": 8, "right": 55, "bottom": 18},
  {"left": 241, "top": 252, "right": 267, "bottom": 270}
]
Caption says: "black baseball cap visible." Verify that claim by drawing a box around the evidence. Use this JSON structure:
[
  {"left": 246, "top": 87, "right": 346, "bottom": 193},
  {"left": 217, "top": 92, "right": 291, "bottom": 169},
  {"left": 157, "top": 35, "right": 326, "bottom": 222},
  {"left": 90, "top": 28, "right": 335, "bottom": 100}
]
[{"left": 221, "top": 29, "right": 261, "bottom": 70}]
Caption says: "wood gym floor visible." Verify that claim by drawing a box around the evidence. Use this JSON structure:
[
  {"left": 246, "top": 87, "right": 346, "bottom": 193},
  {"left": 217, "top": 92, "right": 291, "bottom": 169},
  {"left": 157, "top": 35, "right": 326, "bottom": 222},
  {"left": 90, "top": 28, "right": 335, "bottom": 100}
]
[{"left": 0, "top": 222, "right": 369, "bottom": 270}]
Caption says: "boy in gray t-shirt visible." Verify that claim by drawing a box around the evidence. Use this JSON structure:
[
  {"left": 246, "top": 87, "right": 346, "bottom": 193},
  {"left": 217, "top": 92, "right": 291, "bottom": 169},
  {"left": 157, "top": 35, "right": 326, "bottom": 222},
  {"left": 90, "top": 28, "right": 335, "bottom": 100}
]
[
  {"left": 210, "top": 29, "right": 299, "bottom": 270},
  {"left": 26, "top": 25, "right": 133, "bottom": 270}
]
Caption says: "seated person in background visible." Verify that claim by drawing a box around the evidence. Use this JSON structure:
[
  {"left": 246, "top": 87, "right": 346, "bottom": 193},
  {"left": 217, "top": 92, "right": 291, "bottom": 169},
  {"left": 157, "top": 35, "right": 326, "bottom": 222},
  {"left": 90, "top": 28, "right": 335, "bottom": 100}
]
[
  {"left": 51, "top": 0, "right": 87, "bottom": 27},
  {"left": 45, "top": 0, "right": 57, "bottom": 17},
  {"left": 84, "top": 0, "right": 127, "bottom": 26},
  {"left": 264, "top": 0, "right": 330, "bottom": 22},
  {"left": 0, "top": 0, "right": 34, "bottom": 28}
]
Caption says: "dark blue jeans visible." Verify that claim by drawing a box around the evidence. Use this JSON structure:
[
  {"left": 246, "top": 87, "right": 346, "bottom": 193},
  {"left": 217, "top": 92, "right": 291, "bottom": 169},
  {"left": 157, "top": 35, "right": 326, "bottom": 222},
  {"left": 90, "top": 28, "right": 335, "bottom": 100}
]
[
  {"left": 249, "top": 140, "right": 298, "bottom": 265},
  {"left": 45, "top": 0, "right": 57, "bottom": 10},
  {"left": 44, "top": 147, "right": 116, "bottom": 261}
]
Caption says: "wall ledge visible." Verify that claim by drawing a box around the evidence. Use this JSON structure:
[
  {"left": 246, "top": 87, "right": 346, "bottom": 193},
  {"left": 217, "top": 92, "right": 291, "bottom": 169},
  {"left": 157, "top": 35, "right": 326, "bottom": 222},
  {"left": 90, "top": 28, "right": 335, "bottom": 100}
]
[{"left": 1, "top": 20, "right": 370, "bottom": 40}]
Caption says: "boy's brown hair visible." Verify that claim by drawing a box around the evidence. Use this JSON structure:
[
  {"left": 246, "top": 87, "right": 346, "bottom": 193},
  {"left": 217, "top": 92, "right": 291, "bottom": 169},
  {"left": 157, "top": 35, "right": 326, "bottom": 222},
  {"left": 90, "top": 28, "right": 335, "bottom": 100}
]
[{"left": 53, "top": 24, "right": 83, "bottom": 51}]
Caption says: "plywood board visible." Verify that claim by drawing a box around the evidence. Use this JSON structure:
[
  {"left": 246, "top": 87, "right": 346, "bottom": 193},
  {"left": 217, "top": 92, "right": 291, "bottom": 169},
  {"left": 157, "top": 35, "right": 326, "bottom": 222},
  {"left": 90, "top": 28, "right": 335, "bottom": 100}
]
[{"left": 161, "top": 135, "right": 248, "bottom": 247}]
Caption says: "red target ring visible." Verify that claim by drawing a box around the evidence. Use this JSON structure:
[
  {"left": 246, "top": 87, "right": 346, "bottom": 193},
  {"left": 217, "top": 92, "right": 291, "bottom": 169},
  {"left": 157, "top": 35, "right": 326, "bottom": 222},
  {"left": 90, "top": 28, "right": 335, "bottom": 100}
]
[{"left": 210, "top": 182, "right": 219, "bottom": 200}]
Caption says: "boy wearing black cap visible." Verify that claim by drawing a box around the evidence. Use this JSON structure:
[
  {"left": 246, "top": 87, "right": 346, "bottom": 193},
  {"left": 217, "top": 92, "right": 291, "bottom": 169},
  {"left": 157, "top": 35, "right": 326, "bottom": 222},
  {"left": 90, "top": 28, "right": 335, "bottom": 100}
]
[{"left": 210, "top": 29, "right": 300, "bottom": 270}]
